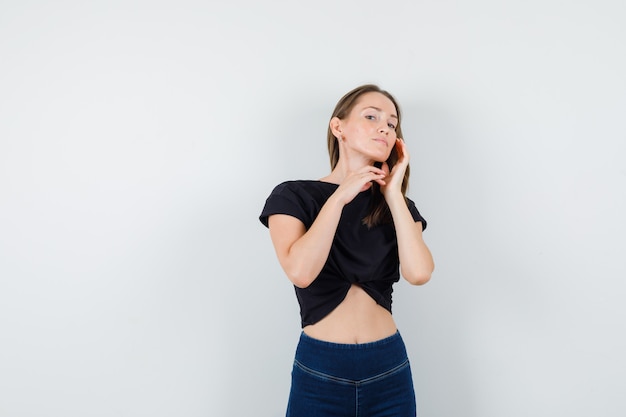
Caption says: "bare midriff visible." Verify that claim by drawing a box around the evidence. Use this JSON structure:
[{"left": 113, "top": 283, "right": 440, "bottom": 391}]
[{"left": 303, "top": 284, "right": 398, "bottom": 344}]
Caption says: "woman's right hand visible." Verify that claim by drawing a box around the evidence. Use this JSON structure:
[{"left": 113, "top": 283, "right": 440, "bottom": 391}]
[
  {"left": 269, "top": 164, "right": 385, "bottom": 288},
  {"left": 332, "top": 165, "right": 387, "bottom": 206}
]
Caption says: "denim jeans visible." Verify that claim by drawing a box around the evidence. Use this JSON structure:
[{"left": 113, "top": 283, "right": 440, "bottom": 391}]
[{"left": 286, "top": 331, "right": 417, "bottom": 417}]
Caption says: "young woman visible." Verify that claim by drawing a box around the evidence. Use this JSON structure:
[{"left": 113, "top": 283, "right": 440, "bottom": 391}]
[{"left": 259, "top": 84, "right": 434, "bottom": 416}]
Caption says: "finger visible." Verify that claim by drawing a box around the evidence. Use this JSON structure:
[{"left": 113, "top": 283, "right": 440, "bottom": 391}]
[
  {"left": 396, "top": 138, "right": 410, "bottom": 162},
  {"left": 360, "top": 165, "right": 385, "bottom": 176},
  {"left": 361, "top": 170, "right": 385, "bottom": 180},
  {"left": 381, "top": 161, "right": 390, "bottom": 176},
  {"left": 363, "top": 170, "right": 386, "bottom": 186}
]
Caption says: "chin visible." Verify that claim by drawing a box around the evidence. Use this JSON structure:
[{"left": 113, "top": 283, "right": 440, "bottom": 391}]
[{"left": 368, "top": 150, "right": 391, "bottom": 165}]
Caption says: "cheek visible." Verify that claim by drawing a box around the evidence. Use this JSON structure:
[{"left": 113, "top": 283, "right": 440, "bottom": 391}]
[{"left": 349, "top": 125, "right": 367, "bottom": 139}]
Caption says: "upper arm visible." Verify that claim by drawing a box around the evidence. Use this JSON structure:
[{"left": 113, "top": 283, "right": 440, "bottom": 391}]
[{"left": 267, "top": 214, "right": 307, "bottom": 268}]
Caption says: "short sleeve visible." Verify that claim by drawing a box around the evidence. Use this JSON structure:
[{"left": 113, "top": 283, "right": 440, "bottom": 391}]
[
  {"left": 259, "top": 182, "right": 311, "bottom": 228},
  {"left": 406, "top": 198, "right": 427, "bottom": 231}
]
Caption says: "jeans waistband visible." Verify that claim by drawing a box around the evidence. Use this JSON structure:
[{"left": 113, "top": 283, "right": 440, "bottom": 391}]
[
  {"left": 299, "top": 330, "right": 403, "bottom": 350},
  {"left": 294, "top": 331, "right": 409, "bottom": 381}
]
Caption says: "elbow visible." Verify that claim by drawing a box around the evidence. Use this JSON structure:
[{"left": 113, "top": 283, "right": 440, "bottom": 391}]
[
  {"left": 405, "top": 272, "right": 431, "bottom": 286},
  {"left": 279, "top": 256, "right": 320, "bottom": 288},
  {"left": 402, "top": 263, "right": 434, "bottom": 286},
  {"left": 290, "top": 275, "right": 314, "bottom": 289},
  {"left": 400, "top": 245, "right": 434, "bottom": 286},
  {"left": 285, "top": 266, "right": 316, "bottom": 289}
]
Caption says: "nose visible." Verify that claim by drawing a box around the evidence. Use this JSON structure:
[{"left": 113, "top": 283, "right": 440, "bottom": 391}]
[{"left": 379, "top": 123, "right": 389, "bottom": 134}]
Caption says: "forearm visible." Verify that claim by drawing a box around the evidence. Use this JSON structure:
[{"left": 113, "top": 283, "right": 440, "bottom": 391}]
[{"left": 386, "top": 193, "right": 434, "bottom": 285}]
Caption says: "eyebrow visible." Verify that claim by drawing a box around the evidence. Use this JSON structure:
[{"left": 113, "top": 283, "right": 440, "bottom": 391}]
[{"left": 363, "top": 106, "right": 398, "bottom": 120}]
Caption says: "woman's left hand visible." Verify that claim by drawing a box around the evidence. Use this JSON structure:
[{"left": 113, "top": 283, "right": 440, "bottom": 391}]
[{"left": 380, "top": 138, "right": 409, "bottom": 198}]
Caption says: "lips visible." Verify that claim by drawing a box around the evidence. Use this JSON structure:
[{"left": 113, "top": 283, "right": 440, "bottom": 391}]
[{"left": 372, "top": 138, "right": 388, "bottom": 147}]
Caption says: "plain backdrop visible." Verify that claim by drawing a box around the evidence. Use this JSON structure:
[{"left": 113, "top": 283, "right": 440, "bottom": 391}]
[{"left": 1, "top": 1, "right": 625, "bottom": 416}]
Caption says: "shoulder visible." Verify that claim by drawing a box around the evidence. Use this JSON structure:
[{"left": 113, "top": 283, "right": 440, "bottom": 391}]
[
  {"left": 259, "top": 180, "right": 336, "bottom": 228},
  {"left": 266, "top": 180, "right": 339, "bottom": 205},
  {"left": 270, "top": 180, "right": 336, "bottom": 195}
]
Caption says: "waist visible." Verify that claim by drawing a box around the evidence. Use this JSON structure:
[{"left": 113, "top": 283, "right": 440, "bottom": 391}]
[{"left": 303, "top": 284, "right": 397, "bottom": 343}]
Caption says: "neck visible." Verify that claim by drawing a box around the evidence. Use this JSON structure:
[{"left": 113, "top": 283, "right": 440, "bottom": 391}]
[{"left": 324, "top": 155, "right": 376, "bottom": 184}]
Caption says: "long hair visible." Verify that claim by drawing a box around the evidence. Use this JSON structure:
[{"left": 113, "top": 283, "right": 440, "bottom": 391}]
[{"left": 326, "top": 84, "right": 411, "bottom": 228}]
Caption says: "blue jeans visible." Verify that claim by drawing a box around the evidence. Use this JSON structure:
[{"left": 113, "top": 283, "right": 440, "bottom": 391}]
[{"left": 286, "top": 331, "right": 417, "bottom": 417}]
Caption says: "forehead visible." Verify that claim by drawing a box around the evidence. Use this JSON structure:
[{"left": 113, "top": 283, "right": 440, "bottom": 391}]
[{"left": 353, "top": 92, "right": 397, "bottom": 116}]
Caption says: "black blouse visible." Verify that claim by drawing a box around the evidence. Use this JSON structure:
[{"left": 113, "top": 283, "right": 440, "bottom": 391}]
[{"left": 259, "top": 180, "right": 427, "bottom": 327}]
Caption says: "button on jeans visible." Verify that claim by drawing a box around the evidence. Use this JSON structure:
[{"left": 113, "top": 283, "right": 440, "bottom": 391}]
[{"left": 286, "top": 331, "right": 417, "bottom": 417}]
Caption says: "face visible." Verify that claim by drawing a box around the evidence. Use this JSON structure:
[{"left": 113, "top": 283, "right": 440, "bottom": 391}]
[{"left": 335, "top": 92, "right": 398, "bottom": 163}]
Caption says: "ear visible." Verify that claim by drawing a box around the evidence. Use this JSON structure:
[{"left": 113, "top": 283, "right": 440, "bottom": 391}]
[{"left": 329, "top": 116, "right": 343, "bottom": 140}]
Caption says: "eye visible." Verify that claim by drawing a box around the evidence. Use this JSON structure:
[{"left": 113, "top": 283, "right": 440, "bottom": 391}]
[
  {"left": 388, "top": 122, "right": 396, "bottom": 129},
  {"left": 365, "top": 115, "right": 376, "bottom": 121}
]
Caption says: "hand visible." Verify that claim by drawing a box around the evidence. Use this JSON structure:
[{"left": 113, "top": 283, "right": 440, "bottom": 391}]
[
  {"left": 380, "top": 138, "right": 410, "bottom": 198},
  {"left": 333, "top": 165, "right": 387, "bottom": 206}
]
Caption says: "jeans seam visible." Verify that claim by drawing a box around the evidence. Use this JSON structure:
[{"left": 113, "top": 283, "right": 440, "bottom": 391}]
[
  {"left": 293, "top": 359, "right": 356, "bottom": 385},
  {"left": 293, "top": 358, "right": 410, "bottom": 386},
  {"left": 359, "top": 359, "right": 410, "bottom": 386}
]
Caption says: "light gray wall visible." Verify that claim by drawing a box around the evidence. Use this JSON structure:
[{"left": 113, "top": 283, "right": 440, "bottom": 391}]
[{"left": 1, "top": 1, "right": 624, "bottom": 416}]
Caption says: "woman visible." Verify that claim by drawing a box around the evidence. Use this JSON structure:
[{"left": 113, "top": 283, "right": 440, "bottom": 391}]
[{"left": 259, "top": 84, "right": 434, "bottom": 416}]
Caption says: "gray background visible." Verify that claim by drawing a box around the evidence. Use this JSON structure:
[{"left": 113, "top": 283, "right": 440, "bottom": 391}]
[{"left": 1, "top": 1, "right": 625, "bottom": 416}]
